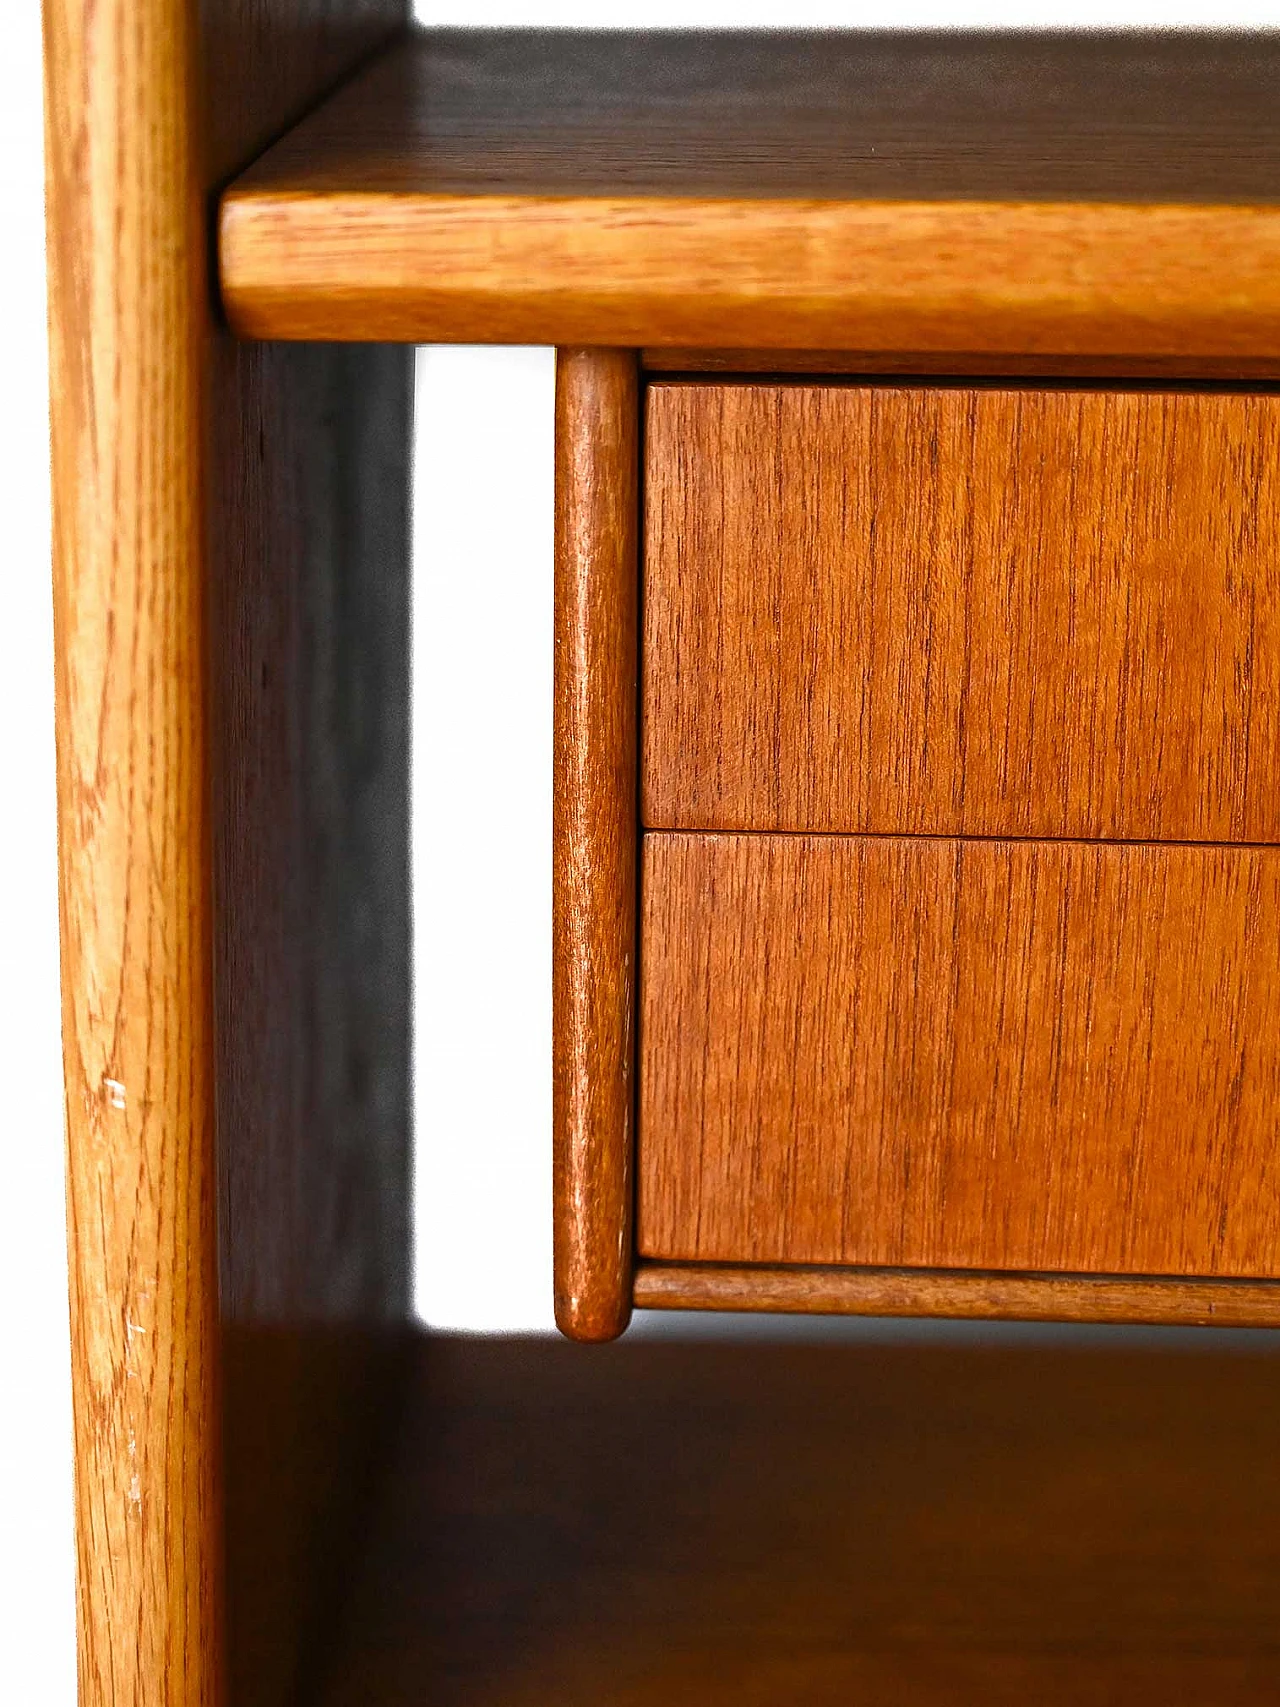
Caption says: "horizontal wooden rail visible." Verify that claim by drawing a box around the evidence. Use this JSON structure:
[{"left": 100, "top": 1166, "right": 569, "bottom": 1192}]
[{"left": 635, "top": 1263, "right": 1280, "bottom": 1327}]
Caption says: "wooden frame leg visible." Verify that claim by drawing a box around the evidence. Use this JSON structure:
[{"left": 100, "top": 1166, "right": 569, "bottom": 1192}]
[{"left": 553, "top": 348, "right": 640, "bottom": 1343}]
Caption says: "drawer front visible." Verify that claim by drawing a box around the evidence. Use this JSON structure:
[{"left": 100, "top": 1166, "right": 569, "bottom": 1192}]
[
  {"left": 643, "top": 383, "right": 1280, "bottom": 841},
  {"left": 638, "top": 832, "right": 1280, "bottom": 1277}
]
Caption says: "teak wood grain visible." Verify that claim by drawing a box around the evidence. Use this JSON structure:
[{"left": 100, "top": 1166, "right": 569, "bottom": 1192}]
[
  {"left": 635, "top": 1263, "right": 1280, "bottom": 1327},
  {"left": 553, "top": 350, "right": 639, "bottom": 1343},
  {"left": 43, "top": 0, "right": 408, "bottom": 1703},
  {"left": 643, "top": 383, "right": 1280, "bottom": 842},
  {"left": 219, "top": 31, "right": 1280, "bottom": 355},
  {"left": 638, "top": 833, "right": 1280, "bottom": 1278}
]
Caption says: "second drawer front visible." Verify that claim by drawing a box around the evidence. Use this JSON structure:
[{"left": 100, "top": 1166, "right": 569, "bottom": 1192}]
[
  {"left": 638, "top": 833, "right": 1280, "bottom": 1278},
  {"left": 643, "top": 382, "right": 1280, "bottom": 841}
]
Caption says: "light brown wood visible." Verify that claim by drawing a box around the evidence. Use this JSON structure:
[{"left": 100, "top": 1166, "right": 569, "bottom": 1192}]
[
  {"left": 638, "top": 833, "right": 1280, "bottom": 1278},
  {"left": 218, "top": 33, "right": 1280, "bottom": 351},
  {"left": 553, "top": 350, "right": 639, "bottom": 1343},
  {"left": 44, "top": 0, "right": 408, "bottom": 1703},
  {"left": 635, "top": 1263, "right": 1280, "bottom": 1326},
  {"left": 44, "top": 0, "right": 223, "bottom": 1699},
  {"left": 643, "top": 383, "right": 1280, "bottom": 842},
  {"left": 222, "top": 192, "right": 1280, "bottom": 354},
  {"left": 316, "top": 1333, "right": 1280, "bottom": 1704}
]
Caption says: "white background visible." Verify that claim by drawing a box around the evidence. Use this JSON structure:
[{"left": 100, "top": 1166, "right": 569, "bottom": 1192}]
[{"left": 8, "top": 4, "right": 1280, "bottom": 1701}]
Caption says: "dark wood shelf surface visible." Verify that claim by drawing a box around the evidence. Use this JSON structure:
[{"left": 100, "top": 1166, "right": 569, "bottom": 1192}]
[
  {"left": 314, "top": 1328, "right": 1280, "bottom": 1705},
  {"left": 226, "top": 29, "right": 1280, "bottom": 203},
  {"left": 220, "top": 29, "right": 1280, "bottom": 356}
]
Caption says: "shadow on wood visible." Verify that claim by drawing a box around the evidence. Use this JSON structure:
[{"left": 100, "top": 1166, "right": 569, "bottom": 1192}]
[{"left": 316, "top": 1328, "right": 1280, "bottom": 1706}]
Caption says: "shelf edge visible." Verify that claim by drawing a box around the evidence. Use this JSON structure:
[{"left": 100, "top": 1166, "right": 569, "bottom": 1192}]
[{"left": 220, "top": 191, "right": 1280, "bottom": 350}]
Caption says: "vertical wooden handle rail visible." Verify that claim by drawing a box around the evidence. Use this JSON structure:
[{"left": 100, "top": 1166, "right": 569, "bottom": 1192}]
[{"left": 553, "top": 349, "right": 640, "bottom": 1342}]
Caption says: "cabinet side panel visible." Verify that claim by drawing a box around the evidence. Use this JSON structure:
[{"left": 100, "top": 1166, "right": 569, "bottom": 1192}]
[
  {"left": 211, "top": 338, "right": 412, "bottom": 1707},
  {"left": 201, "top": 14, "right": 412, "bottom": 1707}
]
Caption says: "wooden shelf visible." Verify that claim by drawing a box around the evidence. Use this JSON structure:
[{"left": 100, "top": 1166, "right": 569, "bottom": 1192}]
[
  {"left": 312, "top": 1328, "right": 1280, "bottom": 1705},
  {"left": 219, "top": 29, "right": 1280, "bottom": 361}
]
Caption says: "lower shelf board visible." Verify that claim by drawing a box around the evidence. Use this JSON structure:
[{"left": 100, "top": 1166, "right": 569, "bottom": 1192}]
[{"left": 313, "top": 1329, "right": 1280, "bottom": 1705}]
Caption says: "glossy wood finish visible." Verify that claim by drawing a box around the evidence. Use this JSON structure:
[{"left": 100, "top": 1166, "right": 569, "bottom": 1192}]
[
  {"left": 639, "top": 833, "right": 1280, "bottom": 1277},
  {"left": 315, "top": 1332, "right": 1280, "bottom": 1704},
  {"left": 635, "top": 1263, "right": 1280, "bottom": 1326},
  {"left": 43, "top": 0, "right": 408, "bottom": 1702},
  {"left": 219, "top": 31, "right": 1280, "bottom": 352},
  {"left": 643, "top": 383, "right": 1280, "bottom": 841},
  {"left": 553, "top": 350, "right": 639, "bottom": 1342}
]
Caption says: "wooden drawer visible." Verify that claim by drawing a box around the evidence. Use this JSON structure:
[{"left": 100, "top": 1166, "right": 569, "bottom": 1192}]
[
  {"left": 643, "top": 383, "right": 1280, "bottom": 841},
  {"left": 638, "top": 832, "right": 1280, "bottom": 1278},
  {"left": 555, "top": 356, "right": 1280, "bottom": 1338}
]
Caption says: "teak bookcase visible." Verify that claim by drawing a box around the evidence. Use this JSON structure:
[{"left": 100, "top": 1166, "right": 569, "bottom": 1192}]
[{"left": 45, "top": 14, "right": 1280, "bottom": 1705}]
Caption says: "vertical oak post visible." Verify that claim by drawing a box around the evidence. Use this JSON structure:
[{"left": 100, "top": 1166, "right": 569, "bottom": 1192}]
[
  {"left": 44, "top": 0, "right": 409, "bottom": 1701},
  {"left": 553, "top": 349, "right": 640, "bottom": 1342},
  {"left": 44, "top": 0, "right": 224, "bottom": 1700}
]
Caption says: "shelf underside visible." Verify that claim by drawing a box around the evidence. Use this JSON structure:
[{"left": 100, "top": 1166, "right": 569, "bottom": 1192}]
[
  {"left": 312, "top": 1329, "right": 1280, "bottom": 1704},
  {"left": 221, "top": 29, "right": 1280, "bottom": 359}
]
